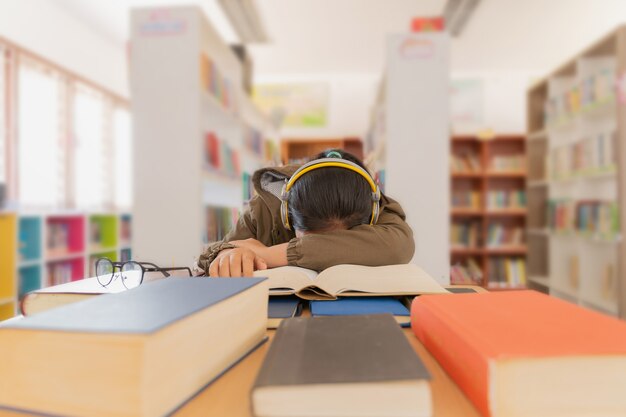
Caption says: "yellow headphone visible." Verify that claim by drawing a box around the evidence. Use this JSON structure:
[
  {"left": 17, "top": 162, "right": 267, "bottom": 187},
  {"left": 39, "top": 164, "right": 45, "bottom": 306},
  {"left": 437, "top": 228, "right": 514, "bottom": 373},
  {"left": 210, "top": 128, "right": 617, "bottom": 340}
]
[{"left": 280, "top": 156, "right": 381, "bottom": 230}]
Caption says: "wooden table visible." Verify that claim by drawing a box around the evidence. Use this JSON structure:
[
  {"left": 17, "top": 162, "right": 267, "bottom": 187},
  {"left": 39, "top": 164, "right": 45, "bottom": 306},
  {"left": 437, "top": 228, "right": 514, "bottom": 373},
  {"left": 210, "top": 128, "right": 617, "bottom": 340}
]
[
  {"left": 177, "top": 286, "right": 485, "bottom": 417},
  {"left": 172, "top": 328, "right": 482, "bottom": 417}
]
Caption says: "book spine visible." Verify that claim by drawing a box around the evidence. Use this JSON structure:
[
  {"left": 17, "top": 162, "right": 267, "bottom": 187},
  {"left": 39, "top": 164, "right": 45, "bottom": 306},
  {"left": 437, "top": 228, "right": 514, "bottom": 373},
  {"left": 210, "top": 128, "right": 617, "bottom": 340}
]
[{"left": 411, "top": 297, "right": 493, "bottom": 417}]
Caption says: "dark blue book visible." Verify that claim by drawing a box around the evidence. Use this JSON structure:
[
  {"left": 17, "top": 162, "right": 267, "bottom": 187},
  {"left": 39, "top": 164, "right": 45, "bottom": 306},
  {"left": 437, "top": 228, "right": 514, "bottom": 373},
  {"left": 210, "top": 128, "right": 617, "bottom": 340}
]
[
  {"left": 310, "top": 297, "right": 410, "bottom": 327},
  {"left": 0, "top": 278, "right": 268, "bottom": 417},
  {"left": 268, "top": 296, "right": 303, "bottom": 329}
]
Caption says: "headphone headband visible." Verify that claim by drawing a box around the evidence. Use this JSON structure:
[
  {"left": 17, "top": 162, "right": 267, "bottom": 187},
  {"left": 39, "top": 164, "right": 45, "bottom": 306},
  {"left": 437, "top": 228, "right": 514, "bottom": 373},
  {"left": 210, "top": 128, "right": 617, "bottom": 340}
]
[
  {"left": 285, "top": 158, "right": 378, "bottom": 194},
  {"left": 280, "top": 157, "right": 381, "bottom": 230}
]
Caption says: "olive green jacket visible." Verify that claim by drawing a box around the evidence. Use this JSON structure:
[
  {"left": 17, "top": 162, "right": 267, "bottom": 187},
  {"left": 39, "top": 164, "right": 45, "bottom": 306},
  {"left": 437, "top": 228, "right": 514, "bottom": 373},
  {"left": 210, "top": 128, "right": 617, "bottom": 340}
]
[{"left": 197, "top": 164, "right": 415, "bottom": 274}]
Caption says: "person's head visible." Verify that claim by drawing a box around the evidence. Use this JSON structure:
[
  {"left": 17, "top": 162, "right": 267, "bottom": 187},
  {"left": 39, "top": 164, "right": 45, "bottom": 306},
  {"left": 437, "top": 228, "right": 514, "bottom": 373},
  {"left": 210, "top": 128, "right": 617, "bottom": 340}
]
[{"left": 285, "top": 149, "right": 379, "bottom": 236}]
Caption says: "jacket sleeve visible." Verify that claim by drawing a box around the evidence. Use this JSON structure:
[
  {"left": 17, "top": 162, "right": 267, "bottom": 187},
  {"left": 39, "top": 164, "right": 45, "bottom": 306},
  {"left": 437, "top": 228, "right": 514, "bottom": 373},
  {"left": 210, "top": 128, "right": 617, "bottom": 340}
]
[
  {"left": 285, "top": 195, "right": 415, "bottom": 271},
  {"left": 196, "top": 200, "right": 259, "bottom": 274}
]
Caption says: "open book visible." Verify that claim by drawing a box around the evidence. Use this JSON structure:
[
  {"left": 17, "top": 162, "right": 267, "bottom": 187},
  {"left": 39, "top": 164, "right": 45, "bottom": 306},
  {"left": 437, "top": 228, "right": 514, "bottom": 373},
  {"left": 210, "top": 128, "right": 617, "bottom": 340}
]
[{"left": 253, "top": 264, "right": 448, "bottom": 300}]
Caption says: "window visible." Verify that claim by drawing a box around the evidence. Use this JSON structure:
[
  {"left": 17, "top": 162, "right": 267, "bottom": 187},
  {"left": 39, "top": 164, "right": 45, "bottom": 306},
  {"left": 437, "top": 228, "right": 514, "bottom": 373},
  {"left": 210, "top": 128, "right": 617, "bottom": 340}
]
[
  {"left": 7, "top": 41, "right": 129, "bottom": 211},
  {"left": 113, "top": 107, "right": 132, "bottom": 208},
  {"left": 73, "top": 84, "right": 106, "bottom": 209},
  {"left": 17, "top": 57, "right": 65, "bottom": 208}
]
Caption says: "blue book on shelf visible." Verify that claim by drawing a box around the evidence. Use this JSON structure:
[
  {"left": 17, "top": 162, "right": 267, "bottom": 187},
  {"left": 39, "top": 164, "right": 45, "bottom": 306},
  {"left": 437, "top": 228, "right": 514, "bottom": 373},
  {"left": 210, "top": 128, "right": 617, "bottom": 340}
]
[
  {"left": 310, "top": 297, "right": 410, "bottom": 327},
  {"left": 268, "top": 296, "right": 303, "bottom": 329}
]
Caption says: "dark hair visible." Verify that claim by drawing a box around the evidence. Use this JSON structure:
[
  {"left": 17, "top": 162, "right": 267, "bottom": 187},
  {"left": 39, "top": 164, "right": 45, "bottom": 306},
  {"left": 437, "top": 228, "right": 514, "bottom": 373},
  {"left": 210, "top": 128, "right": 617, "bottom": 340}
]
[{"left": 288, "top": 149, "right": 373, "bottom": 232}]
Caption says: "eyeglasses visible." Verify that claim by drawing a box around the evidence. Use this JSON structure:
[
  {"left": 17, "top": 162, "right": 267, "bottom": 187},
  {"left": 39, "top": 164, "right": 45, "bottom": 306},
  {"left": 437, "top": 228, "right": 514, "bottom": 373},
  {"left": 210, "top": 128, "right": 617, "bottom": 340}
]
[{"left": 95, "top": 258, "right": 193, "bottom": 289}]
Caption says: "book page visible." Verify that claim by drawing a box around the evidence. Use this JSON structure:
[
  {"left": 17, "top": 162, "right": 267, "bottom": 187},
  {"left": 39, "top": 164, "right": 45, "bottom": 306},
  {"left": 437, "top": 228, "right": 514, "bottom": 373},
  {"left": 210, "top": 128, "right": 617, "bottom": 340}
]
[
  {"left": 253, "top": 266, "right": 318, "bottom": 294},
  {"left": 316, "top": 264, "right": 448, "bottom": 296}
]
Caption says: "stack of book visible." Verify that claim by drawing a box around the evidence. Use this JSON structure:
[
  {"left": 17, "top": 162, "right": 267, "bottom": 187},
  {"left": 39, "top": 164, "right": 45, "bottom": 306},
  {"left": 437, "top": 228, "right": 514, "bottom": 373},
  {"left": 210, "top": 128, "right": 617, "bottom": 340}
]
[
  {"left": 411, "top": 291, "right": 626, "bottom": 417},
  {"left": 1, "top": 278, "right": 269, "bottom": 417}
]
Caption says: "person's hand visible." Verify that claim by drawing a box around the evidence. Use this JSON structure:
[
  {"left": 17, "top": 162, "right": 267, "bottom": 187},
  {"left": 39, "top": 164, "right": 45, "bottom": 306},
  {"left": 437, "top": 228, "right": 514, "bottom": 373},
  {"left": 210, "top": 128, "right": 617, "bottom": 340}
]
[
  {"left": 231, "top": 239, "right": 288, "bottom": 269},
  {"left": 208, "top": 246, "right": 267, "bottom": 277}
]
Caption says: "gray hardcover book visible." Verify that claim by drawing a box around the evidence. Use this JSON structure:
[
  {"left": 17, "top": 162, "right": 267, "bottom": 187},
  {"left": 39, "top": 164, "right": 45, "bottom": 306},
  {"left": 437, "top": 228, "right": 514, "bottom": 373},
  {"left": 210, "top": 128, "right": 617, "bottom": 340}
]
[{"left": 252, "top": 314, "right": 432, "bottom": 417}]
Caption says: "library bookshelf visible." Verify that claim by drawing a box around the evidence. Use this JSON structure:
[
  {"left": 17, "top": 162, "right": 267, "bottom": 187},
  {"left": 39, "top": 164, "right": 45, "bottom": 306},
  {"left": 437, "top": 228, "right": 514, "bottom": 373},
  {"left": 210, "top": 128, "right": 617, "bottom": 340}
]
[
  {"left": 364, "top": 32, "right": 450, "bottom": 284},
  {"left": 450, "top": 135, "right": 528, "bottom": 289},
  {"left": 0, "top": 212, "right": 131, "bottom": 320},
  {"left": 281, "top": 138, "right": 364, "bottom": 165},
  {"left": 526, "top": 25, "right": 626, "bottom": 318},
  {"left": 130, "top": 6, "right": 279, "bottom": 267}
]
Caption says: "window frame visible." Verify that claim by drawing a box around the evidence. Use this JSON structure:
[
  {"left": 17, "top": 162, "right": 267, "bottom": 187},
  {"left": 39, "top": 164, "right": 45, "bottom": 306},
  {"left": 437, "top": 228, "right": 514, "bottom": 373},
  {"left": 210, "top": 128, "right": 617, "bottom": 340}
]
[{"left": 0, "top": 36, "right": 130, "bottom": 211}]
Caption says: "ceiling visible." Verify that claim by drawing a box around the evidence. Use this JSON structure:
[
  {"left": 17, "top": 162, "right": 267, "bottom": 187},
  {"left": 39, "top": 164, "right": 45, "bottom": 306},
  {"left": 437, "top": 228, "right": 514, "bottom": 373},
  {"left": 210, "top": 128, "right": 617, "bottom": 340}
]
[{"left": 52, "top": 0, "right": 626, "bottom": 77}]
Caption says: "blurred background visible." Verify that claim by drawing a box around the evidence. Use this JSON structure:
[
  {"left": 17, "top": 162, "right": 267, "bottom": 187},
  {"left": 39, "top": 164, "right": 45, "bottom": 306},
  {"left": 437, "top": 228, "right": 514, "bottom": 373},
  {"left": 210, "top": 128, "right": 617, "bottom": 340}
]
[{"left": 1, "top": 0, "right": 626, "bottom": 319}]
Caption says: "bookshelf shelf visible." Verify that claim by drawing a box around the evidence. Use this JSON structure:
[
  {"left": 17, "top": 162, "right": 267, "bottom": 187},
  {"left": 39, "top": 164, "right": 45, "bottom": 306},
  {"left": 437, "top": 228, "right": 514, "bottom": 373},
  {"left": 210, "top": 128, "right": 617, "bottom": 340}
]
[
  {"left": 18, "top": 259, "right": 41, "bottom": 268},
  {"left": 529, "top": 275, "right": 551, "bottom": 287},
  {"left": 451, "top": 248, "right": 483, "bottom": 255},
  {"left": 450, "top": 134, "right": 527, "bottom": 288},
  {"left": 485, "top": 246, "right": 528, "bottom": 255},
  {"left": 526, "top": 26, "right": 626, "bottom": 318},
  {"left": 0, "top": 212, "right": 132, "bottom": 318},
  {"left": 451, "top": 209, "right": 483, "bottom": 216},
  {"left": 451, "top": 172, "right": 483, "bottom": 179},
  {"left": 281, "top": 138, "right": 364, "bottom": 165},
  {"left": 485, "top": 209, "right": 527, "bottom": 217},
  {"left": 486, "top": 172, "right": 527, "bottom": 178},
  {"left": 486, "top": 284, "right": 528, "bottom": 291},
  {"left": 131, "top": 6, "right": 279, "bottom": 267}
]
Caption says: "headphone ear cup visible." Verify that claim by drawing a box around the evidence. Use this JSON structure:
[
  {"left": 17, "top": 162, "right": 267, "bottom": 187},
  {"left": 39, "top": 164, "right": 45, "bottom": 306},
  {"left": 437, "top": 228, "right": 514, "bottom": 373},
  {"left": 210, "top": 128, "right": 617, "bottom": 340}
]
[
  {"left": 370, "top": 200, "right": 380, "bottom": 225},
  {"left": 281, "top": 200, "right": 290, "bottom": 230},
  {"left": 370, "top": 186, "right": 381, "bottom": 225}
]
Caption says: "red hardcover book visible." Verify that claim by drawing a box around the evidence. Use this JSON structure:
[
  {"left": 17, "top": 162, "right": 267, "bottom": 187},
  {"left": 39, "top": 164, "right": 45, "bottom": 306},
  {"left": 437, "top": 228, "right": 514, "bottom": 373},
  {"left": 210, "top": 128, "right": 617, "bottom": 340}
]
[
  {"left": 205, "top": 132, "right": 220, "bottom": 169},
  {"left": 411, "top": 291, "right": 626, "bottom": 417}
]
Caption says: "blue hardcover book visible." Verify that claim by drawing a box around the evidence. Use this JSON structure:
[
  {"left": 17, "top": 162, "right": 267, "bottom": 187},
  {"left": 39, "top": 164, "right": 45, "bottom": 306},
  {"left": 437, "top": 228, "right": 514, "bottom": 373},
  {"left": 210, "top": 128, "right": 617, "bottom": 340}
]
[
  {"left": 310, "top": 297, "right": 410, "bottom": 327},
  {"left": 268, "top": 296, "right": 303, "bottom": 329}
]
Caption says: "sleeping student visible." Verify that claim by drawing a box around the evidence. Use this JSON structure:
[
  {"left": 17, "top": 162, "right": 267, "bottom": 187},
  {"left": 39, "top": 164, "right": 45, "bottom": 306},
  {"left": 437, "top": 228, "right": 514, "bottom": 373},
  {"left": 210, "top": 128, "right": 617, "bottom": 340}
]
[{"left": 197, "top": 149, "right": 414, "bottom": 277}]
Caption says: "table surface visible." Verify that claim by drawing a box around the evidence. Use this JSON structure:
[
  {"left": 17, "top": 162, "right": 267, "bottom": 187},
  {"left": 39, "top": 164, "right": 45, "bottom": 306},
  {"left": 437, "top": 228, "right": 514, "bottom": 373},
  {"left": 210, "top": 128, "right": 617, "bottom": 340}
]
[{"left": 174, "top": 328, "right": 482, "bottom": 417}]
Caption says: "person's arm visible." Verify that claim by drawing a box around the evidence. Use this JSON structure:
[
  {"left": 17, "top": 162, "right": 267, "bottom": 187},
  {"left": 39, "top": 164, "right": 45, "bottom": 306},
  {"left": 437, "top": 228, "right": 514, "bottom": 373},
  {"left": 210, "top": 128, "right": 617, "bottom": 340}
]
[
  {"left": 196, "top": 198, "right": 260, "bottom": 274},
  {"left": 285, "top": 196, "right": 415, "bottom": 271}
]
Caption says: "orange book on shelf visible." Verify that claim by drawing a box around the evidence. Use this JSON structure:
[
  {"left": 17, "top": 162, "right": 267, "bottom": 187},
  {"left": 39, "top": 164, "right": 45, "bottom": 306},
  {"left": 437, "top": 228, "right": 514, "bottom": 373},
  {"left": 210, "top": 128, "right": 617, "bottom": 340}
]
[{"left": 411, "top": 291, "right": 626, "bottom": 417}]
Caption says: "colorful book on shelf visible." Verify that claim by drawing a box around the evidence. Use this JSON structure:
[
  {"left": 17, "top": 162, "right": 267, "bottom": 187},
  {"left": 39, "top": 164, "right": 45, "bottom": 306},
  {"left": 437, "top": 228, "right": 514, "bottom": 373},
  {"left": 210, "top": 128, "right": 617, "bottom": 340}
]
[
  {"left": 490, "top": 155, "right": 526, "bottom": 172},
  {"left": 488, "top": 257, "right": 526, "bottom": 287},
  {"left": 252, "top": 264, "right": 448, "bottom": 300},
  {"left": 310, "top": 297, "right": 410, "bottom": 327},
  {"left": 450, "top": 221, "right": 480, "bottom": 248},
  {"left": 451, "top": 190, "right": 481, "bottom": 209},
  {"left": 0, "top": 278, "right": 269, "bottom": 417},
  {"left": 450, "top": 151, "right": 480, "bottom": 173},
  {"left": 486, "top": 224, "right": 524, "bottom": 247},
  {"left": 411, "top": 291, "right": 626, "bottom": 417},
  {"left": 450, "top": 258, "right": 482, "bottom": 285},
  {"left": 252, "top": 315, "right": 432, "bottom": 417},
  {"left": 267, "top": 296, "right": 303, "bottom": 329}
]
